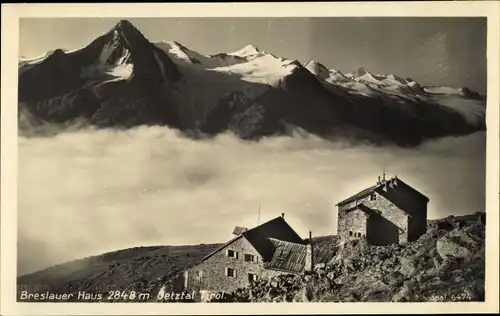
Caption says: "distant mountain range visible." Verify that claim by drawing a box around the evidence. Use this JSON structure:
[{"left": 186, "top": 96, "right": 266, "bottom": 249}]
[{"left": 18, "top": 20, "right": 486, "bottom": 146}]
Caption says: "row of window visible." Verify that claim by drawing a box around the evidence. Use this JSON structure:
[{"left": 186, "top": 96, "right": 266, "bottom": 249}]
[
  {"left": 193, "top": 268, "right": 258, "bottom": 283},
  {"left": 349, "top": 231, "right": 365, "bottom": 238},
  {"left": 226, "top": 249, "right": 257, "bottom": 263},
  {"left": 225, "top": 267, "right": 258, "bottom": 282}
]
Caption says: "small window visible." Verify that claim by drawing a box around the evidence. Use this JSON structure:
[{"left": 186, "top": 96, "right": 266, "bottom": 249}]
[
  {"left": 196, "top": 270, "right": 203, "bottom": 280},
  {"left": 276, "top": 248, "right": 291, "bottom": 260},
  {"left": 370, "top": 193, "right": 376, "bottom": 201},
  {"left": 248, "top": 273, "right": 258, "bottom": 283},
  {"left": 349, "top": 231, "right": 353, "bottom": 237},
  {"left": 225, "top": 267, "right": 236, "bottom": 278},
  {"left": 244, "top": 254, "right": 256, "bottom": 262},
  {"left": 226, "top": 249, "right": 238, "bottom": 259}
]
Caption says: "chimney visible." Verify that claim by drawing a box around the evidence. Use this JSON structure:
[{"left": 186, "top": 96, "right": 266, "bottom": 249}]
[
  {"left": 377, "top": 176, "right": 381, "bottom": 185},
  {"left": 304, "top": 231, "right": 313, "bottom": 272},
  {"left": 382, "top": 173, "right": 386, "bottom": 181},
  {"left": 281, "top": 213, "right": 285, "bottom": 219}
]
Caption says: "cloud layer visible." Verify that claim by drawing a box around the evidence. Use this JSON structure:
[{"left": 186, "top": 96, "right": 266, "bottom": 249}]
[{"left": 18, "top": 125, "right": 486, "bottom": 275}]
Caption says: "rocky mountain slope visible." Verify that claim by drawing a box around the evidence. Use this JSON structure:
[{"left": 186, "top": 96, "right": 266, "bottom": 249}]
[
  {"left": 17, "top": 213, "right": 485, "bottom": 303},
  {"left": 19, "top": 20, "right": 486, "bottom": 147},
  {"left": 227, "top": 213, "right": 486, "bottom": 303}
]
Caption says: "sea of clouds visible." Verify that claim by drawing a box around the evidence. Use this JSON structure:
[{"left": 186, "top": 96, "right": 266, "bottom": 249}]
[{"left": 17, "top": 122, "right": 486, "bottom": 276}]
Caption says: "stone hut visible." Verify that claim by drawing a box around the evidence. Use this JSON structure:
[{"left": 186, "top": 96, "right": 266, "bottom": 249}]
[
  {"left": 182, "top": 214, "right": 335, "bottom": 298},
  {"left": 336, "top": 174, "right": 429, "bottom": 245}
]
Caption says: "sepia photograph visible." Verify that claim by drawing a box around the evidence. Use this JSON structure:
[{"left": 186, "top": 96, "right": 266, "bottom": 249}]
[{"left": 1, "top": 2, "right": 499, "bottom": 315}]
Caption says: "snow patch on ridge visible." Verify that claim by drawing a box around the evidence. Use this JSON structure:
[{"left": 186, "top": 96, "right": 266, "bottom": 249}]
[
  {"left": 212, "top": 54, "right": 300, "bottom": 86},
  {"left": 229, "top": 45, "right": 261, "bottom": 57}
]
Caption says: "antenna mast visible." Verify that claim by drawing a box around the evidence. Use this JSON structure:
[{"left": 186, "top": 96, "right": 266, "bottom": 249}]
[{"left": 257, "top": 203, "right": 261, "bottom": 225}]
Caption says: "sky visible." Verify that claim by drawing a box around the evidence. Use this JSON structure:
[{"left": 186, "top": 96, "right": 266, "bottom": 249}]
[{"left": 19, "top": 17, "right": 487, "bottom": 94}]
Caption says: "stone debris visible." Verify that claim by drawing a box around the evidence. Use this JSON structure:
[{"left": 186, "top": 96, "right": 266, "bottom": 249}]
[{"left": 226, "top": 214, "right": 485, "bottom": 302}]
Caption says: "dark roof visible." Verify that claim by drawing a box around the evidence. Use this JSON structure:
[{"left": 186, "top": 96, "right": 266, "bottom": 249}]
[
  {"left": 265, "top": 238, "right": 335, "bottom": 273},
  {"left": 232, "top": 226, "right": 248, "bottom": 235},
  {"left": 336, "top": 176, "right": 429, "bottom": 206},
  {"left": 242, "top": 216, "right": 306, "bottom": 261},
  {"left": 202, "top": 216, "right": 305, "bottom": 262}
]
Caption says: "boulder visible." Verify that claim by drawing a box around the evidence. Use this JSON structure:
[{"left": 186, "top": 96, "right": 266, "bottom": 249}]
[
  {"left": 436, "top": 237, "right": 472, "bottom": 259},
  {"left": 437, "top": 221, "right": 455, "bottom": 231},
  {"left": 384, "top": 271, "right": 405, "bottom": 287},
  {"left": 392, "top": 281, "right": 413, "bottom": 302},
  {"left": 314, "top": 263, "right": 326, "bottom": 270},
  {"left": 293, "top": 286, "right": 311, "bottom": 302},
  {"left": 448, "top": 229, "right": 480, "bottom": 246},
  {"left": 398, "top": 257, "right": 417, "bottom": 278}
]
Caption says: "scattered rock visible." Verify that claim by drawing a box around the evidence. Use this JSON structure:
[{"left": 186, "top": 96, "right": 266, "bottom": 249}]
[
  {"left": 293, "top": 286, "right": 311, "bottom": 302},
  {"left": 437, "top": 221, "right": 455, "bottom": 231},
  {"left": 436, "top": 237, "right": 472, "bottom": 259},
  {"left": 314, "top": 263, "right": 325, "bottom": 270},
  {"left": 398, "top": 257, "right": 417, "bottom": 278},
  {"left": 385, "top": 271, "right": 405, "bottom": 287},
  {"left": 224, "top": 213, "right": 484, "bottom": 303},
  {"left": 392, "top": 281, "right": 414, "bottom": 302}
]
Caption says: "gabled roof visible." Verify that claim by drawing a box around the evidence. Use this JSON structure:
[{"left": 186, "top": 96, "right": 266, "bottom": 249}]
[
  {"left": 202, "top": 216, "right": 305, "bottom": 262},
  {"left": 336, "top": 176, "right": 429, "bottom": 207},
  {"left": 336, "top": 184, "right": 379, "bottom": 206},
  {"left": 265, "top": 238, "right": 335, "bottom": 273},
  {"left": 243, "top": 216, "right": 306, "bottom": 261}
]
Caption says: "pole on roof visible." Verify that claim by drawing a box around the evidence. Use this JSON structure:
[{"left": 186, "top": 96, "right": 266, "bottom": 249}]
[{"left": 257, "top": 203, "right": 261, "bottom": 225}]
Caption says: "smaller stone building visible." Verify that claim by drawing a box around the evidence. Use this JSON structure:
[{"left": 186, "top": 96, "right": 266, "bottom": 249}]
[
  {"left": 182, "top": 214, "right": 335, "bottom": 298},
  {"left": 336, "top": 175, "right": 429, "bottom": 245}
]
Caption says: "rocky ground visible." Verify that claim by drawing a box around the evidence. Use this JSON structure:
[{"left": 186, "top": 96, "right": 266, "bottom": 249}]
[
  {"left": 17, "top": 213, "right": 485, "bottom": 303},
  {"left": 224, "top": 213, "right": 486, "bottom": 302}
]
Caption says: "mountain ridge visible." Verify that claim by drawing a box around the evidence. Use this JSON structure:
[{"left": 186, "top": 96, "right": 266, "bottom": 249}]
[{"left": 18, "top": 20, "right": 486, "bottom": 147}]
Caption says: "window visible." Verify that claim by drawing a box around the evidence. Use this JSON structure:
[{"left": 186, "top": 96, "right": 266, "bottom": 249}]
[
  {"left": 349, "top": 231, "right": 353, "bottom": 237},
  {"left": 370, "top": 193, "right": 376, "bottom": 201},
  {"left": 226, "top": 249, "right": 238, "bottom": 259},
  {"left": 248, "top": 273, "right": 258, "bottom": 283},
  {"left": 276, "top": 248, "right": 291, "bottom": 261},
  {"left": 225, "top": 267, "right": 236, "bottom": 278},
  {"left": 196, "top": 270, "right": 203, "bottom": 280},
  {"left": 244, "top": 254, "right": 256, "bottom": 263}
]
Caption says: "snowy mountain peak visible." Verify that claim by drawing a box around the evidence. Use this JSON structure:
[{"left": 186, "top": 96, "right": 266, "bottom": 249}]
[
  {"left": 304, "top": 60, "right": 330, "bottom": 79},
  {"left": 109, "top": 19, "right": 148, "bottom": 50},
  {"left": 17, "top": 19, "right": 486, "bottom": 147},
  {"left": 230, "top": 45, "right": 261, "bottom": 57},
  {"left": 353, "top": 67, "right": 371, "bottom": 77}
]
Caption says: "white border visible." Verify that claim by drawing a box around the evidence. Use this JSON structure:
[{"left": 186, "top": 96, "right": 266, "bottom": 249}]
[{"left": 1, "top": 2, "right": 499, "bottom": 315}]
